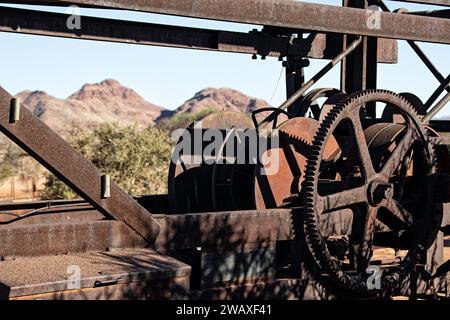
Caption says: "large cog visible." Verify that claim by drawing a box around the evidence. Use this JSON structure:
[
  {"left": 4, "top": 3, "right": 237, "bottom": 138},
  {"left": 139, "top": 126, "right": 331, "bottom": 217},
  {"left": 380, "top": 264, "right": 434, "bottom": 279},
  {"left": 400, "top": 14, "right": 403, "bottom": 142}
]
[{"left": 301, "top": 90, "right": 440, "bottom": 297}]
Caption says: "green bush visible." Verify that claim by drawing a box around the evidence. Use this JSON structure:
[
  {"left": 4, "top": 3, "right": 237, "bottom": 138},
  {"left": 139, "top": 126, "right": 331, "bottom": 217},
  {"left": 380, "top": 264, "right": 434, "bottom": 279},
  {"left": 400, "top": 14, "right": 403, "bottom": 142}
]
[
  {"left": 156, "top": 107, "right": 217, "bottom": 132},
  {"left": 0, "top": 141, "right": 24, "bottom": 181},
  {"left": 41, "top": 123, "right": 173, "bottom": 199}
]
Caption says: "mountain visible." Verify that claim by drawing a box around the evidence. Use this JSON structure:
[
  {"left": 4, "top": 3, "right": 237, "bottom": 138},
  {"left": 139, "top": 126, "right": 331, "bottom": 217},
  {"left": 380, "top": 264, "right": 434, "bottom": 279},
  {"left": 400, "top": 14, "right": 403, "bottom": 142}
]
[
  {"left": 13, "top": 81, "right": 270, "bottom": 135},
  {"left": 16, "top": 79, "right": 164, "bottom": 134},
  {"left": 159, "top": 87, "right": 270, "bottom": 120}
]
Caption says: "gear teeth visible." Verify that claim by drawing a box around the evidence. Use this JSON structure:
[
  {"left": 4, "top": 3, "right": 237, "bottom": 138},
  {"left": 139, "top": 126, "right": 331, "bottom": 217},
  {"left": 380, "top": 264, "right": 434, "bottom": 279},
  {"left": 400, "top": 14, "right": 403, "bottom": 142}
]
[{"left": 279, "top": 128, "right": 312, "bottom": 147}]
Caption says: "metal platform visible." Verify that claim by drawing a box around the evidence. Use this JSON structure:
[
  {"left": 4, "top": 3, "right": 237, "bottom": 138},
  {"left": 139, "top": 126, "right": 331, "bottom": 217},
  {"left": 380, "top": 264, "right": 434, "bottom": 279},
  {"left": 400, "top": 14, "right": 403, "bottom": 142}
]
[{"left": 0, "top": 248, "right": 191, "bottom": 300}]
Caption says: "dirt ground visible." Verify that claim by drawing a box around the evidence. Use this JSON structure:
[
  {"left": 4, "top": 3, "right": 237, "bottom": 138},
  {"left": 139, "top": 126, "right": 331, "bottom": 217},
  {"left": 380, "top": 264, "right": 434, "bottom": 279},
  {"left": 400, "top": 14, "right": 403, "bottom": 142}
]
[{"left": 0, "top": 175, "right": 46, "bottom": 201}]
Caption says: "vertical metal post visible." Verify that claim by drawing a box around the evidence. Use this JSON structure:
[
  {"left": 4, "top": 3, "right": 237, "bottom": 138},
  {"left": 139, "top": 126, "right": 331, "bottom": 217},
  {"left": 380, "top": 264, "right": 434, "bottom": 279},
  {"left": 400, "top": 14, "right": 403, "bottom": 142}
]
[
  {"left": 341, "top": 0, "right": 378, "bottom": 118},
  {"left": 285, "top": 56, "right": 305, "bottom": 99},
  {"left": 285, "top": 53, "right": 307, "bottom": 112}
]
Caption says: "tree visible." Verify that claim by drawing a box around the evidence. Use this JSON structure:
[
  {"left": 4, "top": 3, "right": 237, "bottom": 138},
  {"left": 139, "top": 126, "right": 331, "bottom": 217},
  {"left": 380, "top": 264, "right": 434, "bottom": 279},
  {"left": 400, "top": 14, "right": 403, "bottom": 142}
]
[{"left": 41, "top": 123, "right": 173, "bottom": 199}]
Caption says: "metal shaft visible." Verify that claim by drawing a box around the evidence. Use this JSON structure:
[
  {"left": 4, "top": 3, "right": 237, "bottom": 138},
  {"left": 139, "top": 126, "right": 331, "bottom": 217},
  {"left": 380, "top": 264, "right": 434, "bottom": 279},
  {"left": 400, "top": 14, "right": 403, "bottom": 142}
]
[{"left": 279, "top": 36, "right": 362, "bottom": 111}]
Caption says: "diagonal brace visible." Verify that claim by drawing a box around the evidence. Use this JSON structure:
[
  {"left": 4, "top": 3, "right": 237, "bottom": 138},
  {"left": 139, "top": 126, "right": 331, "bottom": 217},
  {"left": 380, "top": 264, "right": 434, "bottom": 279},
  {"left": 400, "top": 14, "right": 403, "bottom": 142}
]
[{"left": 0, "top": 86, "right": 160, "bottom": 243}]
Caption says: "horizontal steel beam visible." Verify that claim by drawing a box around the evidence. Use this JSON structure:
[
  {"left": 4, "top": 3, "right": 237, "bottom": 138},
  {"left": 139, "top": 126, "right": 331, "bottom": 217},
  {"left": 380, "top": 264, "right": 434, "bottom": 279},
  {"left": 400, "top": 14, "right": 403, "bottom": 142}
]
[
  {"left": 391, "top": 0, "right": 450, "bottom": 6},
  {"left": 4, "top": 0, "right": 450, "bottom": 44},
  {"left": 0, "top": 6, "right": 398, "bottom": 62},
  {"left": 408, "top": 9, "right": 450, "bottom": 18},
  {"left": 0, "top": 220, "right": 146, "bottom": 257},
  {"left": 154, "top": 208, "right": 353, "bottom": 252},
  {"left": 0, "top": 86, "right": 160, "bottom": 243},
  {"left": 429, "top": 120, "right": 450, "bottom": 132}
]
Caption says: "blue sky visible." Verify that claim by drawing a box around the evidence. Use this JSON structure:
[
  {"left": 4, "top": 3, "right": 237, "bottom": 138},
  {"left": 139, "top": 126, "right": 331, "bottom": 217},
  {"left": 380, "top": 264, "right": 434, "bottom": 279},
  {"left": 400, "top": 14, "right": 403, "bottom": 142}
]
[{"left": 0, "top": 1, "right": 449, "bottom": 116}]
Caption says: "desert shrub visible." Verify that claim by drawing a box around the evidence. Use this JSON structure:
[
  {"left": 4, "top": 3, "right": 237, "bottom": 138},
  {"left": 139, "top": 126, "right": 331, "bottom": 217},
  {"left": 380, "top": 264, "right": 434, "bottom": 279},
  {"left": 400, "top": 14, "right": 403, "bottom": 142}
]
[
  {"left": 41, "top": 123, "right": 173, "bottom": 199},
  {"left": 156, "top": 107, "right": 217, "bottom": 132},
  {"left": 0, "top": 141, "right": 25, "bottom": 181}
]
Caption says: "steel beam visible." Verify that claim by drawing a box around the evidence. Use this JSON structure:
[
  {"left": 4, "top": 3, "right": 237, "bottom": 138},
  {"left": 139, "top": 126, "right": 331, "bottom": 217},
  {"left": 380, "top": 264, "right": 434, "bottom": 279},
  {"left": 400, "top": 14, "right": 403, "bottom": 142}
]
[
  {"left": 0, "top": 86, "right": 160, "bottom": 243},
  {"left": 0, "top": 6, "right": 398, "bottom": 63},
  {"left": 391, "top": 0, "right": 450, "bottom": 7},
  {"left": 0, "top": 220, "right": 147, "bottom": 257},
  {"left": 4, "top": 0, "right": 450, "bottom": 44},
  {"left": 341, "top": 0, "right": 378, "bottom": 117},
  {"left": 408, "top": 9, "right": 450, "bottom": 18}
]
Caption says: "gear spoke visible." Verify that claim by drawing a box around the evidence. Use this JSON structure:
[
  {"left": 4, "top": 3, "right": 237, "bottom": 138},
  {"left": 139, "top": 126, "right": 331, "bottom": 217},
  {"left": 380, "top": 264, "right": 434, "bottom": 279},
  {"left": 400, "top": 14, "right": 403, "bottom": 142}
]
[
  {"left": 349, "top": 109, "right": 375, "bottom": 178},
  {"left": 381, "top": 128, "right": 416, "bottom": 179},
  {"left": 318, "top": 186, "right": 367, "bottom": 213},
  {"left": 357, "top": 206, "right": 378, "bottom": 273},
  {"left": 381, "top": 199, "right": 413, "bottom": 226}
]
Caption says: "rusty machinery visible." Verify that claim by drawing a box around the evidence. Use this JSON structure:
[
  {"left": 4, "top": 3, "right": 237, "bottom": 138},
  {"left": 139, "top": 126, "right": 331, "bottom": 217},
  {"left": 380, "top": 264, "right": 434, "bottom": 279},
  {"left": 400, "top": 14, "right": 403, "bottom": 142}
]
[{"left": 0, "top": 0, "right": 450, "bottom": 299}]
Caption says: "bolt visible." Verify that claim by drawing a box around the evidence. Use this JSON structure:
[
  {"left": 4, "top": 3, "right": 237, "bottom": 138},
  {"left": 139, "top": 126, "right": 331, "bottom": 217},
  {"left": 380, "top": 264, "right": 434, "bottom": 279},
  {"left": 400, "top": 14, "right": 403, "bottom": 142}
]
[
  {"left": 369, "top": 182, "right": 395, "bottom": 206},
  {"left": 383, "top": 184, "right": 394, "bottom": 199}
]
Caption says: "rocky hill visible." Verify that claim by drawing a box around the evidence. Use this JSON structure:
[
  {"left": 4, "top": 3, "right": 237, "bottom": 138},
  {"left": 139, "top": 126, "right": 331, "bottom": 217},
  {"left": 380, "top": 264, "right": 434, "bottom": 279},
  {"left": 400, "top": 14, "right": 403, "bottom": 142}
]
[
  {"left": 13, "top": 80, "right": 270, "bottom": 134},
  {"left": 159, "top": 87, "right": 269, "bottom": 120},
  {"left": 15, "top": 79, "right": 164, "bottom": 134}
]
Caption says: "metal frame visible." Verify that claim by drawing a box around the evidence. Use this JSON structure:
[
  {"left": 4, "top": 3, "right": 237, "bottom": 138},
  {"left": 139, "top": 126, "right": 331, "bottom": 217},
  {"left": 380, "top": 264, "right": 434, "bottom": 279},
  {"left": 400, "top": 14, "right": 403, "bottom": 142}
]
[
  {"left": 0, "top": 0, "right": 447, "bottom": 276},
  {"left": 0, "top": 5, "right": 399, "bottom": 62},
  {"left": 0, "top": 0, "right": 448, "bottom": 301},
  {"left": 4, "top": 0, "right": 449, "bottom": 43},
  {"left": 380, "top": 1, "right": 450, "bottom": 121}
]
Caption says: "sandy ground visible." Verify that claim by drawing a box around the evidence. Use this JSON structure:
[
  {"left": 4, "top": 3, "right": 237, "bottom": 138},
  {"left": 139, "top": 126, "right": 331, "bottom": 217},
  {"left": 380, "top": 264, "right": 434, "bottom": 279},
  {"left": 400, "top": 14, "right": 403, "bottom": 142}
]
[{"left": 0, "top": 175, "right": 45, "bottom": 201}]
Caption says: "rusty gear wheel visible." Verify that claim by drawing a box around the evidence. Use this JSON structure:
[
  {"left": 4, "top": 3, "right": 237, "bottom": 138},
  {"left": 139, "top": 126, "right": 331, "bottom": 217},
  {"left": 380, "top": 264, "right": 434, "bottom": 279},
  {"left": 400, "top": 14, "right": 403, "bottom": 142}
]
[
  {"left": 302, "top": 90, "right": 440, "bottom": 296},
  {"left": 253, "top": 117, "right": 340, "bottom": 209}
]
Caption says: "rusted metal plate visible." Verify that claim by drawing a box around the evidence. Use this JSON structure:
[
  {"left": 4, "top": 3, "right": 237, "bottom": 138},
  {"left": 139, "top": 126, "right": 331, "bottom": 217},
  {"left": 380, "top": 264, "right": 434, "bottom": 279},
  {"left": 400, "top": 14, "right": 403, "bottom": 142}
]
[
  {"left": 154, "top": 208, "right": 354, "bottom": 252},
  {"left": 10, "top": 276, "right": 190, "bottom": 300},
  {"left": 0, "top": 86, "right": 160, "bottom": 243},
  {"left": 0, "top": 220, "right": 147, "bottom": 258},
  {"left": 155, "top": 209, "right": 293, "bottom": 252},
  {"left": 0, "top": 248, "right": 191, "bottom": 299},
  {"left": 7, "top": 0, "right": 450, "bottom": 43},
  {"left": 0, "top": 6, "right": 398, "bottom": 63},
  {"left": 254, "top": 117, "right": 340, "bottom": 209}
]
